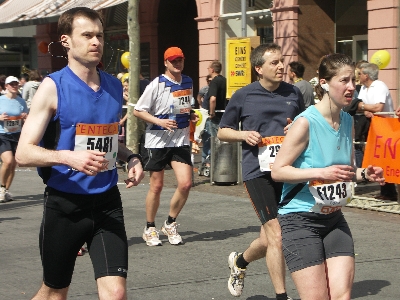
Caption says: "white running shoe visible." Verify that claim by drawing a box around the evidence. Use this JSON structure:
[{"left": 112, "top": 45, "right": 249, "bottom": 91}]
[
  {"left": 5, "top": 190, "right": 13, "bottom": 202},
  {"left": 142, "top": 226, "right": 162, "bottom": 246},
  {"left": 161, "top": 221, "right": 183, "bottom": 245},
  {"left": 0, "top": 187, "right": 7, "bottom": 203},
  {"left": 228, "top": 252, "right": 246, "bottom": 297}
]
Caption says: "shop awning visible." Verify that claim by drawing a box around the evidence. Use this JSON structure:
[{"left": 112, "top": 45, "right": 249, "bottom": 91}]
[{"left": 0, "top": 0, "right": 128, "bottom": 29}]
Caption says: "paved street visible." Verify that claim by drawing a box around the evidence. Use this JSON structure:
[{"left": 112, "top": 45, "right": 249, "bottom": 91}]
[{"left": 0, "top": 166, "right": 399, "bottom": 299}]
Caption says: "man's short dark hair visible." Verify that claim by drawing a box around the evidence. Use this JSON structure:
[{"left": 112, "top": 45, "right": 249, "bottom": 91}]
[
  {"left": 288, "top": 61, "right": 305, "bottom": 78},
  {"left": 210, "top": 60, "right": 222, "bottom": 74},
  {"left": 250, "top": 43, "right": 281, "bottom": 69},
  {"left": 58, "top": 7, "right": 104, "bottom": 39}
]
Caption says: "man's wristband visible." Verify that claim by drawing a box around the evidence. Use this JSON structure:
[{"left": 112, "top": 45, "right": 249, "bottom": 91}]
[
  {"left": 126, "top": 153, "right": 142, "bottom": 164},
  {"left": 361, "top": 168, "right": 369, "bottom": 182}
]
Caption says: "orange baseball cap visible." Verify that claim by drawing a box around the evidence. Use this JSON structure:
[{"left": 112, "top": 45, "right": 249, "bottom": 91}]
[{"left": 164, "top": 47, "right": 185, "bottom": 61}]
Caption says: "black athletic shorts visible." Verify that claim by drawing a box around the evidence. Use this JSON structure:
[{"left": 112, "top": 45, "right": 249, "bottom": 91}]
[
  {"left": 244, "top": 173, "right": 283, "bottom": 224},
  {"left": 0, "top": 133, "right": 20, "bottom": 155},
  {"left": 278, "top": 210, "right": 354, "bottom": 273},
  {"left": 141, "top": 145, "right": 192, "bottom": 172},
  {"left": 40, "top": 185, "right": 128, "bottom": 289}
]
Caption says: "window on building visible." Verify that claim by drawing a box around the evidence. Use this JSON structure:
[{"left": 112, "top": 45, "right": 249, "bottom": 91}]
[
  {"left": 335, "top": 0, "right": 368, "bottom": 62},
  {"left": 220, "top": 0, "right": 273, "bottom": 71}
]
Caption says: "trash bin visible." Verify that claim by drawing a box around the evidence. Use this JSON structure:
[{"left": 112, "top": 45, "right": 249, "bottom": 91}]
[{"left": 210, "top": 137, "right": 240, "bottom": 185}]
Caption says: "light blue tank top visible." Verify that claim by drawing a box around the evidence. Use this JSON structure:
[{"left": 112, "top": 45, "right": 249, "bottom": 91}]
[{"left": 278, "top": 106, "right": 353, "bottom": 214}]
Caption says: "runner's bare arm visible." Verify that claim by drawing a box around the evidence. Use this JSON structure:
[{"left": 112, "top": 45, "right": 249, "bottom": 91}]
[
  {"left": 133, "top": 109, "right": 176, "bottom": 131},
  {"left": 218, "top": 127, "right": 262, "bottom": 146},
  {"left": 15, "top": 77, "right": 107, "bottom": 175},
  {"left": 271, "top": 117, "right": 354, "bottom": 184},
  {"left": 117, "top": 143, "right": 145, "bottom": 188}
]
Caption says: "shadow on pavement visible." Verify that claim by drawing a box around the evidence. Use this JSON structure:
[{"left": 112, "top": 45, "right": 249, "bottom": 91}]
[
  {"left": 126, "top": 226, "right": 260, "bottom": 247},
  {"left": 0, "top": 194, "right": 43, "bottom": 211},
  {"left": 0, "top": 216, "right": 21, "bottom": 223},
  {"left": 351, "top": 279, "right": 390, "bottom": 299}
]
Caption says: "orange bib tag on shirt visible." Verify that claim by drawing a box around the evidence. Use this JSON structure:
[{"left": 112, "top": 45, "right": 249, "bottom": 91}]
[
  {"left": 308, "top": 180, "right": 352, "bottom": 214},
  {"left": 75, "top": 123, "right": 119, "bottom": 171},
  {"left": 258, "top": 136, "right": 284, "bottom": 171},
  {"left": 4, "top": 116, "right": 23, "bottom": 133}
]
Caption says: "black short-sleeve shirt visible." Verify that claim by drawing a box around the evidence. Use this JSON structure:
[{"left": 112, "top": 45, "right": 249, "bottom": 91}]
[
  {"left": 219, "top": 81, "right": 305, "bottom": 181},
  {"left": 208, "top": 75, "right": 227, "bottom": 117}
]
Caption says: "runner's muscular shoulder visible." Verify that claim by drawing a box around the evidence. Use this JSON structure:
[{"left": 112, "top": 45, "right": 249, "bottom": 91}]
[
  {"left": 21, "top": 77, "right": 57, "bottom": 142},
  {"left": 29, "top": 77, "right": 58, "bottom": 116}
]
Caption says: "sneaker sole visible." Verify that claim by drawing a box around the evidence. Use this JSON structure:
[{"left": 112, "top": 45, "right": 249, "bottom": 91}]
[
  {"left": 228, "top": 252, "right": 242, "bottom": 297},
  {"left": 161, "top": 228, "right": 183, "bottom": 245},
  {"left": 142, "top": 234, "right": 162, "bottom": 246}
]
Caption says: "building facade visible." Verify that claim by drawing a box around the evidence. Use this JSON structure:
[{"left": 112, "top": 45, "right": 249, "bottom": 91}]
[{"left": 0, "top": 0, "right": 398, "bottom": 107}]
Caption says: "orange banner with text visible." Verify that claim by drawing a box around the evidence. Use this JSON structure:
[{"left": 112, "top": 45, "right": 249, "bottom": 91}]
[{"left": 362, "top": 116, "right": 400, "bottom": 184}]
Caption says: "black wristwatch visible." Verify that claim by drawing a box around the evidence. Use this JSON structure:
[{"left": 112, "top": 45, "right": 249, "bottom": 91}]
[
  {"left": 126, "top": 153, "right": 142, "bottom": 164},
  {"left": 361, "top": 168, "right": 369, "bottom": 182}
]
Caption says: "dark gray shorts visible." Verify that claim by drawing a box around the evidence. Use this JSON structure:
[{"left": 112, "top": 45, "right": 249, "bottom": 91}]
[
  {"left": 244, "top": 173, "right": 283, "bottom": 224},
  {"left": 278, "top": 210, "right": 354, "bottom": 273},
  {"left": 141, "top": 145, "right": 192, "bottom": 172},
  {"left": 0, "top": 133, "right": 20, "bottom": 155}
]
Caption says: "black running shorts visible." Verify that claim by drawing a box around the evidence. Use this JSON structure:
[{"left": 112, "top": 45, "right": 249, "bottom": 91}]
[
  {"left": 244, "top": 173, "right": 283, "bottom": 224},
  {"left": 0, "top": 133, "right": 20, "bottom": 155},
  {"left": 40, "top": 185, "right": 128, "bottom": 289},
  {"left": 278, "top": 210, "right": 354, "bottom": 273},
  {"left": 141, "top": 145, "right": 192, "bottom": 172}
]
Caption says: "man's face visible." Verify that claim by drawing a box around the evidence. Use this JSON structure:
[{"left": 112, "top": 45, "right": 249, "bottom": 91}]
[
  {"left": 62, "top": 16, "right": 104, "bottom": 66},
  {"left": 6, "top": 81, "right": 19, "bottom": 93},
  {"left": 255, "top": 50, "right": 284, "bottom": 84},
  {"left": 288, "top": 69, "right": 294, "bottom": 81},
  {"left": 19, "top": 78, "right": 27, "bottom": 87},
  {"left": 123, "top": 81, "right": 129, "bottom": 92},
  {"left": 207, "top": 64, "right": 213, "bottom": 76},
  {"left": 165, "top": 57, "right": 184, "bottom": 74},
  {"left": 359, "top": 68, "right": 368, "bottom": 85}
]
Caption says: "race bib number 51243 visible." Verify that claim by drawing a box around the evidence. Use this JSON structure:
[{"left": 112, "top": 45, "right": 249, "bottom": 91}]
[
  {"left": 74, "top": 123, "right": 119, "bottom": 171},
  {"left": 309, "top": 180, "right": 352, "bottom": 214}
]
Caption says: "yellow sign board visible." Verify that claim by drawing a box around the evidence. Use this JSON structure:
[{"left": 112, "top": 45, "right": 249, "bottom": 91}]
[{"left": 226, "top": 38, "right": 252, "bottom": 98}]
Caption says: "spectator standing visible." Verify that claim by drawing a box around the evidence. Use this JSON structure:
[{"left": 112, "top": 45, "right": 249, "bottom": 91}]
[
  {"left": 288, "top": 61, "right": 314, "bottom": 108},
  {"left": 201, "top": 60, "right": 226, "bottom": 168},
  {"left": 22, "top": 69, "right": 42, "bottom": 109},
  {"left": 0, "top": 76, "right": 28, "bottom": 203},
  {"left": 15, "top": 7, "right": 144, "bottom": 299},
  {"left": 358, "top": 63, "right": 397, "bottom": 201},
  {"left": 197, "top": 74, "right": 211, "bottom": 109},
  {"left": 218, "top": 43, "right": 304, "bottom": 299},
  {"left": 134, "top": 47, "right": 196, "bottom": 246},
  {"left": 0, "top": 75, "right": 6, "bottom": 95},
  {"left": 19, "top": 73, "right": 29, "bottom": 95}
]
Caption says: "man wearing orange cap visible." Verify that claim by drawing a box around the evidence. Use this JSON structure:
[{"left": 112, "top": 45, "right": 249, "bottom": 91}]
[{"left": 134, "top": 46, "right": 195, "bottom": 246}]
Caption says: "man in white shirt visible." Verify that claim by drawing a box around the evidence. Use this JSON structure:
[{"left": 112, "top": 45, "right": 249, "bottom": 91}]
[{"left": 358, "top": 62, "right": 397, "bottom": 201}]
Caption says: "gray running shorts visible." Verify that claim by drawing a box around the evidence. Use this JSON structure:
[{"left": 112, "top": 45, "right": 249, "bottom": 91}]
[{"left": 278, "top": 210, "right": 354, "bottom": 273}]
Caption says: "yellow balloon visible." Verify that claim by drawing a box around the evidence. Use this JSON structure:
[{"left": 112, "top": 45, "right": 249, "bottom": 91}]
[
  {"left": 121, "top": 73, "right": 129, "bottom": 83},
  {"left": 121, "top": 52, "right": 130, "bottom": 69},
  {"left": 370, "top": 50, "right": 391, "bottom": 69}
]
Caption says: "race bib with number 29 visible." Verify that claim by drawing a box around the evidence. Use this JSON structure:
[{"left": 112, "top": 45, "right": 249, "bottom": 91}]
[{"left": 258, "top": 136, "right": 284, "bottom": 172}]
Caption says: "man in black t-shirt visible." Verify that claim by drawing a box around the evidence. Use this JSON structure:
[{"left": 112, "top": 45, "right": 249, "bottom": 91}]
[
  {"left": 218, "top": 44, "right": 303, "bottom": 300},
  {"left": 200, "top": 60, "right": 227, "bottom": 171}
]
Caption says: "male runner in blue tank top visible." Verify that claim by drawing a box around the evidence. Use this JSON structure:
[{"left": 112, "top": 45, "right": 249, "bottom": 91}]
[
  {"left": 15, "top": 7, "right": 144, "bottom": 300},
  {"left": 218, "top": 43, "right": 304, "bottom": 299}
]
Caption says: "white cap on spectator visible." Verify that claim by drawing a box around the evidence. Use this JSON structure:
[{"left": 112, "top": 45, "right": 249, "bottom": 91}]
[{"left": 5, "top": 76, "right": 19, "bottom": 84}]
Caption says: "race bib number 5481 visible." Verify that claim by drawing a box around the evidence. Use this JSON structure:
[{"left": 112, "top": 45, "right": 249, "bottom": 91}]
[{"left": 74, "top": 123, "right": 119, "bottom": 171}]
